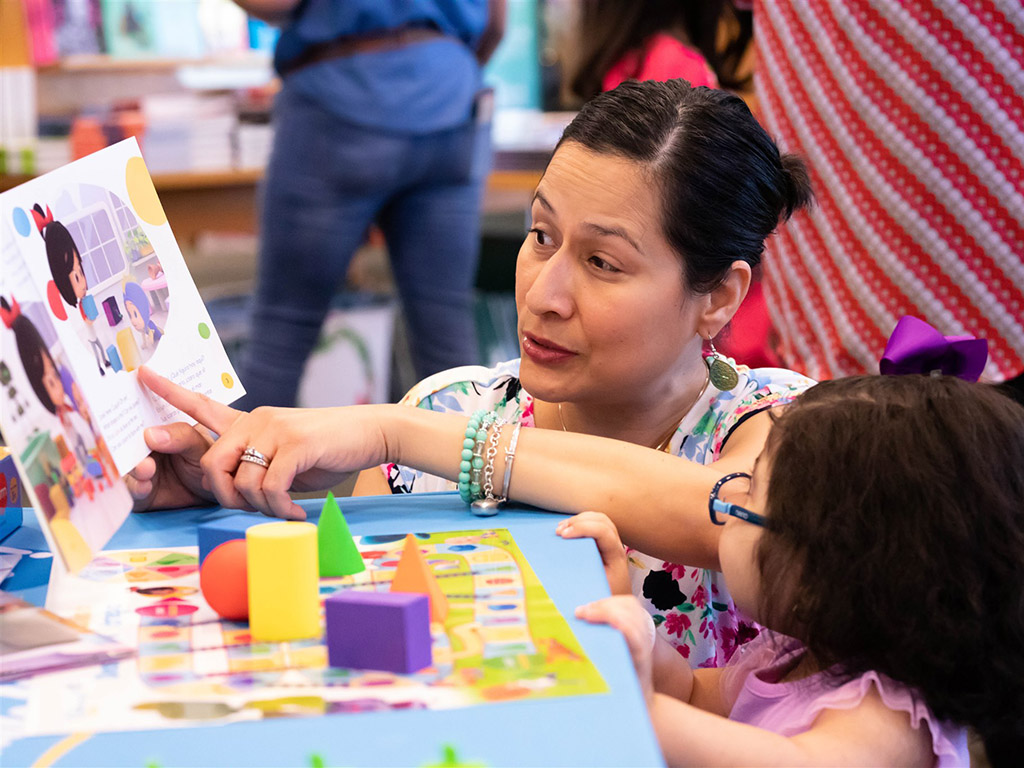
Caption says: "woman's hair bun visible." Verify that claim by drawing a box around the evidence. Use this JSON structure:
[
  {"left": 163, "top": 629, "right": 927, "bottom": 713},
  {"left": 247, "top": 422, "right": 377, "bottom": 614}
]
[{"left": 779, "top": 153, "right": 814, "bottom": 221}]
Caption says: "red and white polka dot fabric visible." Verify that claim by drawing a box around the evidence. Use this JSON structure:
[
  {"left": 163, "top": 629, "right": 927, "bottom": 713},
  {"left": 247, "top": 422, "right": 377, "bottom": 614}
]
[{"left": 755, "top": 0, "right": 1023, "bottom": 382}]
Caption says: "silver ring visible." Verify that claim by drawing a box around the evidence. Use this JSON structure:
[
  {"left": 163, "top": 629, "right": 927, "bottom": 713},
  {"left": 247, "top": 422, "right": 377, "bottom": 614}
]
[{"left": 240, "top": 447, "right": 270, "bottom": 469}]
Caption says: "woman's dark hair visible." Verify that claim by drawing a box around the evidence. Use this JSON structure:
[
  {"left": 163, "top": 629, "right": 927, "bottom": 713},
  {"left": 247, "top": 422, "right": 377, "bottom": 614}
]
[
  {"left": 757, "top": 376, "right": 1024, "bottom": 765},
  {"left": 35, "top": 204, "right": 82, "bottom": 307},
  {"left": 566, "top": 0, "right": 753, "bottom": 102},
  {"left": 557, "top": 79, "right": 812, "bottom": 293},
  {"left": 1, "top": 297, "right": 57, "bottom": 414}
]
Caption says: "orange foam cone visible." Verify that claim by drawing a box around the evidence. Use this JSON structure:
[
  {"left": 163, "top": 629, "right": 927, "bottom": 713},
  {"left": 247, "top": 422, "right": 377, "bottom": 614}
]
[{"left": 390, "top": 534, "right": 448, "bottom": 622}]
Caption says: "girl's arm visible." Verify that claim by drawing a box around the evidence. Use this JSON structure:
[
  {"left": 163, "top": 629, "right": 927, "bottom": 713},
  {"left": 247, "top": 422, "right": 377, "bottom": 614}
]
[
  {"left": 576, "top": 596, "right": 729, "bottom": 709},
  {"left": 649, "top": 688, "right": 933, "bottom": 768}
]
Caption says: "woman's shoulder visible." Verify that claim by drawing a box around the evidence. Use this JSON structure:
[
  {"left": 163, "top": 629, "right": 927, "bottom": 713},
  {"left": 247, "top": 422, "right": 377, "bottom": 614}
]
[
  {"left": 399, "top": 359, "right": 526, "bottom": 415},
  {"left": 708, "top": 366, "right": 815, "bottom": 421},
  {"left": 732, "top": 366, "right": 816, "bottom": 403},
  {"left": 682, "top": 367, "right": 814, "bottom": 460}
]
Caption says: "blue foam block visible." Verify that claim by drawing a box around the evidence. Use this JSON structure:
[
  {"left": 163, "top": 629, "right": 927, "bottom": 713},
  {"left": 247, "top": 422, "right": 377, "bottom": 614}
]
[
  {"left": 198, "top": 514, "right": 266, "bottom": 564},
  {"left": 325, "top": 591, "right": 432, "bottom": 674}
]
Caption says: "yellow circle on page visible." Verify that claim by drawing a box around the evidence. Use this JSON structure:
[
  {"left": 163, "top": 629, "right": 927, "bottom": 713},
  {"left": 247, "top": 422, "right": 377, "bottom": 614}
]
[
  {"left": 125, "top": 156, "right": 167, "bottom": 226},
  {"left": 221, "top": 373, "right": 234, "bottom": 388}
]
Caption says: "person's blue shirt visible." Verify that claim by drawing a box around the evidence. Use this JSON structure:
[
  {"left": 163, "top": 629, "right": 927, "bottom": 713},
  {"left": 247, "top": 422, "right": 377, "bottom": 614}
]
[{"left": 275, "top": 0, "right": 490, "bottom": 134}]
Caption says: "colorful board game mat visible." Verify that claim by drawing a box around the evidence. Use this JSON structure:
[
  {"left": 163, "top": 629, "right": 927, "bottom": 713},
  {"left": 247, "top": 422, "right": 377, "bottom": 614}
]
[{"left": 1, "top": 528, "right": 607, "bottom": 739}]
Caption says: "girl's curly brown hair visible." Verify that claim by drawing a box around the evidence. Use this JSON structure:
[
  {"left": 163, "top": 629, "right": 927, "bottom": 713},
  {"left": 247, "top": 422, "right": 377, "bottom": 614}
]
[{"left": 757, "top": 375, "right": 1024, "bottom": 766}]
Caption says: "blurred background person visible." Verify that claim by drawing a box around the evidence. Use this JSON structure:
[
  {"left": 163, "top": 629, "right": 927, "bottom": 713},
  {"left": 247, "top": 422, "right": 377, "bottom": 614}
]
[
  {"left": 562, "top": 0, "right": 752, "bottom": 102},
  {"left": 232, "top": 0, "right": 506, "bottom": 408}
]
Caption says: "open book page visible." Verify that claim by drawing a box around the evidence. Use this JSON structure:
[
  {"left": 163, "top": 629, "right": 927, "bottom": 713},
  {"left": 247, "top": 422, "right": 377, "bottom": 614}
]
[
  {"left": 1, "top": 138, "right": 243, "bottom": 476},
  {"left": 0, "top": 139, "right": 243, "bottom": 571},
  {"left": 1, "top": 225, "right": 132, "bottom": 573}
]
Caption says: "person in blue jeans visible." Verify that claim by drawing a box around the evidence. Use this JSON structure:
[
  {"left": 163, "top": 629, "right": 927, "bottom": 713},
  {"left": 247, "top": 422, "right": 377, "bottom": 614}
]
[{"left": 232, "top": 0, "right": 506, "bottom": 407}]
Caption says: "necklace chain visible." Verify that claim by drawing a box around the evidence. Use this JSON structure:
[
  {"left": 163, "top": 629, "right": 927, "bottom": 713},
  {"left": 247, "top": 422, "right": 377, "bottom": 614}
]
[{"left": 556, "top": 368, "right": 712, "bottom": 452}]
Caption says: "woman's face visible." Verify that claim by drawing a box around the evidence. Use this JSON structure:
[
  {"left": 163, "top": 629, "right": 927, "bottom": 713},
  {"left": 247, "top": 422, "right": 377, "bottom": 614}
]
[
  {"left": 515, "top": 142, "right": 703, "bottom": 407},
  {"left": 69, "top": 254, "right": 87, "bottom": 300},
  {"left": 39, "top": 353, "right": 65, "bottom": 411}
]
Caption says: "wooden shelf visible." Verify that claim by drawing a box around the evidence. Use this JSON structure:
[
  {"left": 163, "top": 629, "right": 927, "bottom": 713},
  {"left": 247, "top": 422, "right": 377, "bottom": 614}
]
[
  {"left": 1, "top": 166, "right": 539, "bottom": 242},
  {"left": 148, "top": 168, "right": 265, "bottom": 190},
  {"left": 0, "top": 169, "right": 264, "bottom": 193},
  {"left": 37, "top": 52, "right": 271, "bottom": 74}
]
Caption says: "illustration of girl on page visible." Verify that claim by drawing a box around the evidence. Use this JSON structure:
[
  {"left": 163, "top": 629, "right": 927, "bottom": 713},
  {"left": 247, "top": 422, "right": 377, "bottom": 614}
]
[
  {"left": 34, "top": 203, "right": 111, "bottom": 376},
  {"left": 0, "top": 296, "right": 95, "bottom": 563},
  {"left": 123, "top": 280, "right": 164, "bottom": 353}
]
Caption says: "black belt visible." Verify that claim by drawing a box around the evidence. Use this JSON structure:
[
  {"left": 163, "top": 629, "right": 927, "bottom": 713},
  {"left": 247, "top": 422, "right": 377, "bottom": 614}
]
[{"left": 279, "top": 26, "right": 446, "bottom": 77}]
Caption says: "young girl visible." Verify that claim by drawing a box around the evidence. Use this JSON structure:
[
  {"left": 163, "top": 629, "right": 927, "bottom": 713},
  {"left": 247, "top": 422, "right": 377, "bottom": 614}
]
[
  {"left": 568, "top": 375, "right": 1024, "bottom": 767},
  {"left": 35, "top": 203, "right": 110, "bottom": 376}
]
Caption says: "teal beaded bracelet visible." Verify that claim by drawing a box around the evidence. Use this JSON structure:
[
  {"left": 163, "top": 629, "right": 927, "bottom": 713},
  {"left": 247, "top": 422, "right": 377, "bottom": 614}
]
[{"left": 459, "top": 410, "right": 496, "bottom": 503}]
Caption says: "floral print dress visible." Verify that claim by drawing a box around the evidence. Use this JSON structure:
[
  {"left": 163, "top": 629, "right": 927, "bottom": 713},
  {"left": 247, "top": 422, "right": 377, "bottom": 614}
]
[{"left": 382, "top": 358, "right": 815, "bottom": 668}]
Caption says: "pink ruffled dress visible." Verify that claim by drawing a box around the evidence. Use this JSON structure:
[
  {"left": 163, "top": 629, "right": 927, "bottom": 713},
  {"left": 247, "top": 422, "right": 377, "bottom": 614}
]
[{"left": 723, "top": 634, "right": 969, "bottom": 766}]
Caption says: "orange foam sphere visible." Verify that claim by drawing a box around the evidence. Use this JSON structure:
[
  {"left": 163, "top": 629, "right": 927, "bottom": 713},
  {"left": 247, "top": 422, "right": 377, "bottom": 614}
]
[{"left": 199, "top": 539, "right": 249, "bottom": 621}]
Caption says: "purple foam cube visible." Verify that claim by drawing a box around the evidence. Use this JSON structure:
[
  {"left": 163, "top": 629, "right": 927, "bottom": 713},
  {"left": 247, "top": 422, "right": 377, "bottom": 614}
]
[
  {"left": 325, "top": 591, "right": 432, "bottom": 674},
  {"left": 198, "top": 514, "right": 267, "bottom": 564}
]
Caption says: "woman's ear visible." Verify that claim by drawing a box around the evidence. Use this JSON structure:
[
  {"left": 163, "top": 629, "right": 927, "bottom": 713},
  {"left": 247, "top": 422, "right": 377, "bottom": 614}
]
[{"left": 700, "top": 260, "right": 752, "bottom": 337}]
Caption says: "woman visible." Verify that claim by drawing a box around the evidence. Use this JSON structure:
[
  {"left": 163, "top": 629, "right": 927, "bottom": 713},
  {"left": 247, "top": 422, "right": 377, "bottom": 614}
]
[{"left": 132, "top": 80, "right": 814, "bottom": 667}]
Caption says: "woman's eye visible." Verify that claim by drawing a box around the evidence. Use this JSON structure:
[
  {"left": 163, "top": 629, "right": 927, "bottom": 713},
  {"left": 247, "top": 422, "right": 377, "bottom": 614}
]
[
  {"left": 530, "top": 228, "right": 551, "bottom": 247},
  {"left": 588, "top": 255, "right": 620, "bottom": 273}
]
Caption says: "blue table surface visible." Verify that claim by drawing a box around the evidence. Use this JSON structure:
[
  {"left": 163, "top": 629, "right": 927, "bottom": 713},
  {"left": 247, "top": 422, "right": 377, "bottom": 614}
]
[{"left": 1, "top": 493, "right": 664, "bottom": 767}]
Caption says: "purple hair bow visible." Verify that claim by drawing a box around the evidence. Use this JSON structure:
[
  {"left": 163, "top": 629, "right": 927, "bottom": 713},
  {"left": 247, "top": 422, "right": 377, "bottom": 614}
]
[{"left": 879, "top": 315, "right": 988, "bottom": 381}]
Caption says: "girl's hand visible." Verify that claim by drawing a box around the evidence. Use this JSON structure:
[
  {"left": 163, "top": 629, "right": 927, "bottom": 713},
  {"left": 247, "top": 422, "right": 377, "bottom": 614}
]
[
  {"left": 137, "top": 367, "right": 389, "bottom": 520},
  {"left": 556, "top": 511, "right": 631, "bottom": 594},
  {"left": 576, "top": 596, "right": 656, "bottom": 703}
]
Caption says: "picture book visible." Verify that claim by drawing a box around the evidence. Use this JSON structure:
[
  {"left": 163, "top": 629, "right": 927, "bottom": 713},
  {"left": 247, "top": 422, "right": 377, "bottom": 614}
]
[{"left": 0, "top": 138, "right": 243, "bottom": 572}]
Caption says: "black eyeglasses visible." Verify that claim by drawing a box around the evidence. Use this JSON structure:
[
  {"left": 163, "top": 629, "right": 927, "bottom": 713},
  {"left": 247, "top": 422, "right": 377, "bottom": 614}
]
[{"left": 708, "top": 472, "right": 768, "bottom": 527}]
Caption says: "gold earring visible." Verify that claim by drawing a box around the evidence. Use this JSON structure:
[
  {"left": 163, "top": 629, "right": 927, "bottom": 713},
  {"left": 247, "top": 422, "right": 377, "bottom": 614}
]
[{"left": 705, "top": 334, "right": 739, "bottom": 390}]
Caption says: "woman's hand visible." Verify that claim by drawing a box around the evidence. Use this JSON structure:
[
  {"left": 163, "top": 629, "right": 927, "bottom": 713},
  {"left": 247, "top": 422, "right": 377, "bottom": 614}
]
[
  {"left": 127, "top": 421, "right": 217, "bottom": 511},
  {"left": 137, "top": 367, "right": 389, "bottom": 520},
  {"left": 556, "top": 511, "right": 631, "bottom": 594},
  {"left": 576, "top": 595, "right": 656, "bottom": 703}
]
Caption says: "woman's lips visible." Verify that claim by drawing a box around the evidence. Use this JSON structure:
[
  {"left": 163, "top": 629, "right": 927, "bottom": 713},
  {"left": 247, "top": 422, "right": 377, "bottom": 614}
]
[{"left": 522, "top": 333, "right": 577, "bottom": 364}]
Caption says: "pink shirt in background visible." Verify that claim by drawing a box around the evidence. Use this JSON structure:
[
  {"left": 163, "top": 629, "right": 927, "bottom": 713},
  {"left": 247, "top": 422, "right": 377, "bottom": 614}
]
[
  {"left": 602, "top": 32, "right": 718, "bottom": 92},
  {"left": 722, "top": 634, "right": 969, "bottom": 766}
]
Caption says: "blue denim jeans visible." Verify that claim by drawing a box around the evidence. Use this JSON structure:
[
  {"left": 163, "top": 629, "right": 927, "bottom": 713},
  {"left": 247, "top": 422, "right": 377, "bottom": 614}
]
[{"left": 239, "top": 87, "right": 491, "bottom": 408}]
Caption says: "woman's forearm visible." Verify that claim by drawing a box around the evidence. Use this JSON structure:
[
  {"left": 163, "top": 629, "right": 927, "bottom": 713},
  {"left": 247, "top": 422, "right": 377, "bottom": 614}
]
[{"left": 382, "top": 406, "right": 723, "bottom": 569}]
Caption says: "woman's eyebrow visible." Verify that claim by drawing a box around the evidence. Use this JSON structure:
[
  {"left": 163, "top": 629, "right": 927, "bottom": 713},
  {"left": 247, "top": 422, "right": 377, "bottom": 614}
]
[
  {"left": 532, "top": 190, "right": 555, "bottom": 213},
  {"left": 581, "top": 222, "right": 643, "bottom": 254},
  {"left": 532, "top": 190, "right": 644, "bottom": 254}
]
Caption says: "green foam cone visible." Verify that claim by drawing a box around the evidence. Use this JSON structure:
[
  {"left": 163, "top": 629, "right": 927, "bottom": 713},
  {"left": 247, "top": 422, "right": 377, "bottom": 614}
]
[{"left": 317, "top": 492, "right": 365, "bottom": 577}]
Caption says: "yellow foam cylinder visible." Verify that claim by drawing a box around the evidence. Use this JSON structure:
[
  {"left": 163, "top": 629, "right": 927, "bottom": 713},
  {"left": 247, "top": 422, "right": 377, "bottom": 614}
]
[{"left": 246, "top": 521, "right": 320, "bottom": 642}]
